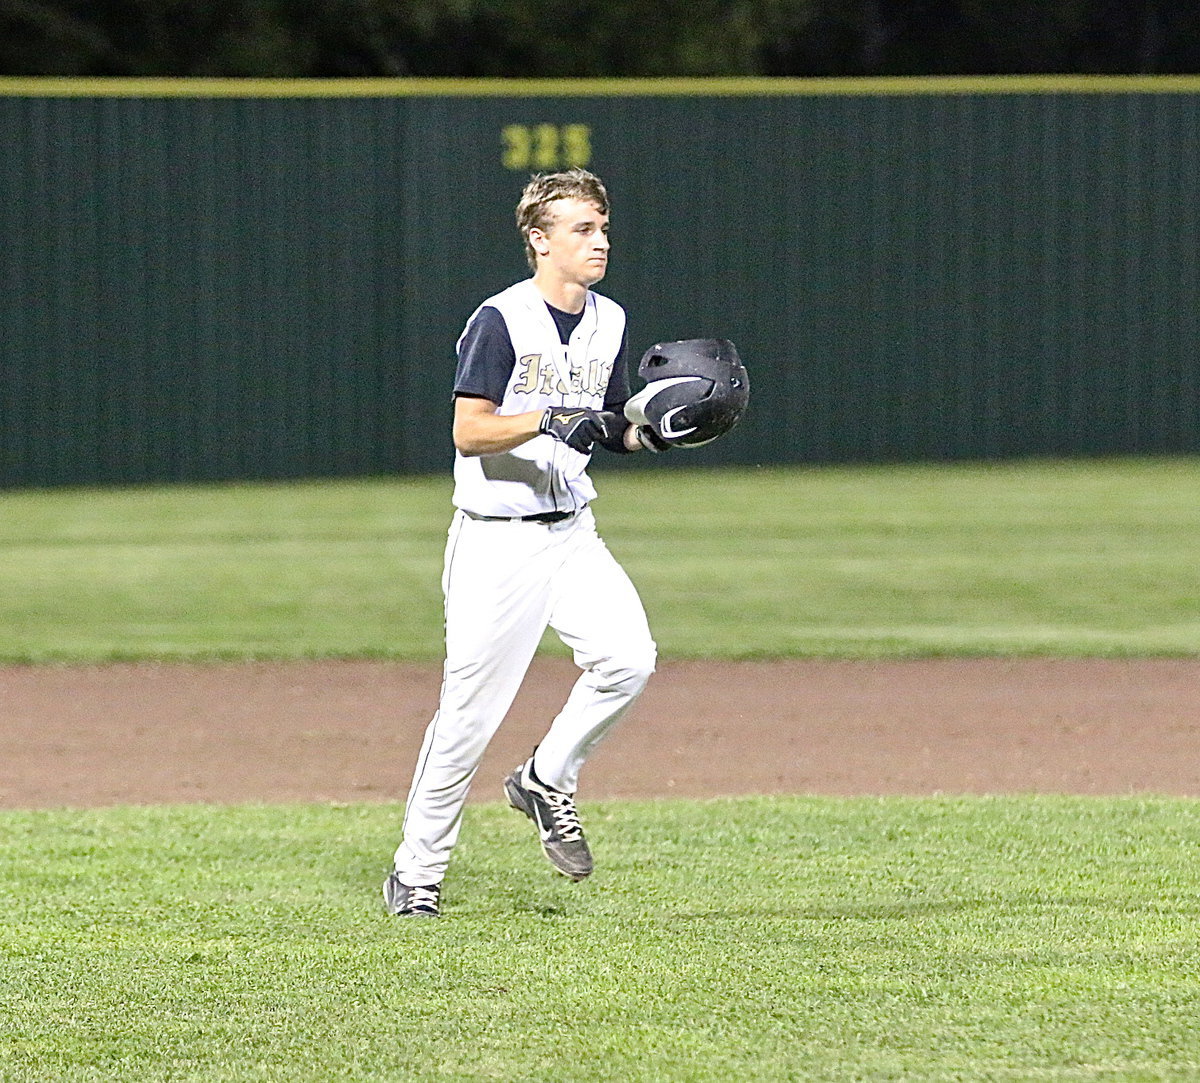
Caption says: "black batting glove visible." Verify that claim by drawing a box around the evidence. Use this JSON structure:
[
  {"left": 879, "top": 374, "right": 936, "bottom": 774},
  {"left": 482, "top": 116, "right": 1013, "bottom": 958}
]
[
  {"left": 594, "top": 409, "right": 631, "bottom": 451},
  {"left": 540, "top": 407, "right": 608, "bottom": 454},
  {"left": 596, "top": 410, "right": 629, "bottom": 442}
]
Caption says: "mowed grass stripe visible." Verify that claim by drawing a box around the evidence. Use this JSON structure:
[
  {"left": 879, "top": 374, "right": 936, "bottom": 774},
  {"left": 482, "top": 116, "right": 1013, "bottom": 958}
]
[{"left": 1, "top": 457, "right": 1198, "bottom": 661}]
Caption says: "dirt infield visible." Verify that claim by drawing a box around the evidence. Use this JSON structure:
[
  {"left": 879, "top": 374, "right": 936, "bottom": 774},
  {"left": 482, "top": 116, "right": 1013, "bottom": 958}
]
[{"left": 3, "top": 658, "right": 1197, "bottom": 809}]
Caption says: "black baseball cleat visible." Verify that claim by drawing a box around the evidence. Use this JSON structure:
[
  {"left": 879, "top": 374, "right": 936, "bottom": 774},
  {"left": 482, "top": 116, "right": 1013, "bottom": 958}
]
[
  {"left": 382, "top": 872, "right": 441, "bottom": 917},
  {"left": 504, "top": 759, "right": 594, "bottom": 881}
]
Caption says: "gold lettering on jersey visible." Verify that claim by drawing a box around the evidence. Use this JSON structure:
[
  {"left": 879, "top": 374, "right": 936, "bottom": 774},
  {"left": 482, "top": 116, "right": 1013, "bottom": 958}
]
[
  {"left": 590, "top": 357, "right": 615, "bottom": 395},
  {"left": 513, "top": 354, "right": 542, "bottom": 394},
  {"left": 513, "top": 354, "right": 614, "bottom": 398}
]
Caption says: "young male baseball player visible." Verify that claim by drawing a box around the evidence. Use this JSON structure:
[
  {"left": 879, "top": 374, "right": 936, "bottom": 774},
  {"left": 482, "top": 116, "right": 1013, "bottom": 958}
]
[{"left": 383, "top": 168, "right": 667, "bottom": 918}]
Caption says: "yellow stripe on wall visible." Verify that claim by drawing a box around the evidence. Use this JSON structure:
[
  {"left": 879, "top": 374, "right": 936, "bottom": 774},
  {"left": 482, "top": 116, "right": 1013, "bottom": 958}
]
[{"left": 2, "top": 75, "right": 1200, "bottom": 98}]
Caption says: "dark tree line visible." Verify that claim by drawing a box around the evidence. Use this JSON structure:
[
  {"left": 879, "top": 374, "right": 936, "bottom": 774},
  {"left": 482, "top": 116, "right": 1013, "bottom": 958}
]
[{"left": 2, "top": 0, "right": 1198, "bottom": 77}]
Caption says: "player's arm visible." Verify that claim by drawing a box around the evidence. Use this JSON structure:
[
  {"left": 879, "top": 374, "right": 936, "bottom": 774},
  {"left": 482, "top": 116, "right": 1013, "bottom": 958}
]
[
  {"left": 455, "top": 395, "right": 618, "bottom": 456},
  {"left": 452, "top": 395, "right": 544, "bottom": 456},
  {"left": 452, "top": 309, "right": 627, "bottom": 456},
  {"left": 452, "top": 309, "right": 546, "bottom": 456}
]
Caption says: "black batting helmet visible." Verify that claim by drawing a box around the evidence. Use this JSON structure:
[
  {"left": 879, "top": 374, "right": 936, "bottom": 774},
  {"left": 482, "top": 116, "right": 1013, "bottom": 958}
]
[{"left": 623, "top": 338, "right": 750, "bottom": 447}]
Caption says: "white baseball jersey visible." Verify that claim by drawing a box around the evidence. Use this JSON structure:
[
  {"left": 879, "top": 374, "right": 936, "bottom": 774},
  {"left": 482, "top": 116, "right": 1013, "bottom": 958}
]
[{"left": 451, "top": 278, "right": 628, "bottom": 518}]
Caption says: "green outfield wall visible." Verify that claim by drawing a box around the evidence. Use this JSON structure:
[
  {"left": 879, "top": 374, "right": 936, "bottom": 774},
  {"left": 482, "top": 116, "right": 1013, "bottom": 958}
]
[{"left": 2, "top": 76, "right": 1198, "bottom": 487}]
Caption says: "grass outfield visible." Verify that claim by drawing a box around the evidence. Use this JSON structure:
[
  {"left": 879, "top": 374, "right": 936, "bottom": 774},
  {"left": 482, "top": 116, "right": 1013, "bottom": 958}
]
[
  {"left": 2, "top": 456, "right": 1199, "bottom": 662},
  {"left": 2, "top": 796, "right": 1198, "bottom": 1081},
  {"left": 4, "top": 459, "right": 1198, "bottom": 1079}
]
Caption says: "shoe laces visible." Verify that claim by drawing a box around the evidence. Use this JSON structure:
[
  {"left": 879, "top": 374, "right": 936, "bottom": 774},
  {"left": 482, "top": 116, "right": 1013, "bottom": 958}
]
[
  {"left": 545, "top": 790, "right": 584, "bottom": 842},
  {"left": 407, "top": 885, "right": 439, "bottom": 912}
]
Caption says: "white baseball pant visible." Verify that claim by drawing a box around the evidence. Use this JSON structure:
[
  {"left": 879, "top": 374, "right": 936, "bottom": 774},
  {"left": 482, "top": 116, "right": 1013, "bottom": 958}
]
[{"left": 393, "top": 506, "right": 656, "bottom": 886}]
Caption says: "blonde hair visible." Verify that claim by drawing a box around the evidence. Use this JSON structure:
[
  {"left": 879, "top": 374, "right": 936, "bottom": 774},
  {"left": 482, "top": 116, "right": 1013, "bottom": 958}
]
[{"left": 515, "top": 168, "right": 610, "bottom": 271}]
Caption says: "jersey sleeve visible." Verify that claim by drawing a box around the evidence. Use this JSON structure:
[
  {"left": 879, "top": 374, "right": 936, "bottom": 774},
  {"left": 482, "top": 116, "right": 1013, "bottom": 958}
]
[
  {"left": 602, "top": 328, "right": 631, "bottom": 410},
  {"left": 453, "top": 306, "right": 515, "bottom": 403},
  {"left": 597, "top": 329, "right": 635, "bottom": 454}
]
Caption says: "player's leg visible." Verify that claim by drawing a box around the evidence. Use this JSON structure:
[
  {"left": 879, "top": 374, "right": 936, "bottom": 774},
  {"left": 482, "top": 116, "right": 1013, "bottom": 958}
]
[
  {"left": 500, "top": 509, "right": 654, "bottom": 881},
  {"left": 390, "top": 515, "right": 555, "bottom": 890},
  {"left": 536, "top": 508, "right": 657, "bottom": 793}
]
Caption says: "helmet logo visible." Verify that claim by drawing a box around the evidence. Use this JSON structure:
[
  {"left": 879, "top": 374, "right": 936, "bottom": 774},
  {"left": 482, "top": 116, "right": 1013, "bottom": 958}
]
[
  {"left": 622, "top": 376, "right": 707, "bottom": 427},
  {"left": 659, "top": 406, "right": 698, "bottom": 439}
]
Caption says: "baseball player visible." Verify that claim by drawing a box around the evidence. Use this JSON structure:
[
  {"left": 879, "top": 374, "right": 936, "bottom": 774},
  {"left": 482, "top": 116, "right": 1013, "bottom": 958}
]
[{"left": 383, "top": 168, "right": 667, "bottom": 918}]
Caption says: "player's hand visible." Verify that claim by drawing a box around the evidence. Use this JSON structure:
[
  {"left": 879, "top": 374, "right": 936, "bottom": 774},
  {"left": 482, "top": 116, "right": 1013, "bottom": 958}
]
[
  {"left": 539, "top": 407, "right": 608, "bottom": 454},
  {"left": 596, "top": 409, "right": 672, "bottom": 453},
  {"left": 595, "top": 410, "right": 632, "bottom": 443}
]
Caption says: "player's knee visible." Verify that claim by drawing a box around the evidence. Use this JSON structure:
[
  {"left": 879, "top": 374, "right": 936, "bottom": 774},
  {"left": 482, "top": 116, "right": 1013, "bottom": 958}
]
[{"left": 602, "top": 639, "right": 656, "bottom": 695}]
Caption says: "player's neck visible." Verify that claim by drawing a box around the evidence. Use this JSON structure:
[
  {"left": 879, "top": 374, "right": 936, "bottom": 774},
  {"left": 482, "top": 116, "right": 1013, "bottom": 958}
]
[{"left": 532, "top": 271, "right": 588, "bottom": 315}]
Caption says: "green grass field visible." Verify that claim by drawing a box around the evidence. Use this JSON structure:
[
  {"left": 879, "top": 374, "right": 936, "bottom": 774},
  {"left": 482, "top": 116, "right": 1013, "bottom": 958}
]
[
  {"left": 3, "top": 459, "right": 1199, "bottom": 1080},
  {"left": 3, "top": 797, "right": 1199, "bottom": 1082},
  {"left": 1, "top": 456, "right": 1199, "bottom": 661}
]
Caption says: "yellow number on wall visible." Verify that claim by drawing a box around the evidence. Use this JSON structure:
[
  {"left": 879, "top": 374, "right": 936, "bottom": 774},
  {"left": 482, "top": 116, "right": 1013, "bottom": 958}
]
[
  {"left": 532, "top": 124, "right": 559, "bottom": 169},
  {"left": 501, "top": 124, "right": 592, "bottom": 171},
  {"left": 562, "top": 124, "right": 591, "bottom": 167},
  {"left": 501, "top": 124, "right": 532, "bottom": 171}
]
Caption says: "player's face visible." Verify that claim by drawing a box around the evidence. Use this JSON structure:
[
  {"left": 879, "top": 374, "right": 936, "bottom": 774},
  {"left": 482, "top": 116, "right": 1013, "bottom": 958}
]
[{"left": 533, "top": 198, "right": 610, "bottom": 287}]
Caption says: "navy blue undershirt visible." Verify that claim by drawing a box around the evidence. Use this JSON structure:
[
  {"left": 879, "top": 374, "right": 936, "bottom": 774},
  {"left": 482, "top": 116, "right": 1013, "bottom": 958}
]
[{"left": 546, "top": 302, "right": 585, "bottom": 344}]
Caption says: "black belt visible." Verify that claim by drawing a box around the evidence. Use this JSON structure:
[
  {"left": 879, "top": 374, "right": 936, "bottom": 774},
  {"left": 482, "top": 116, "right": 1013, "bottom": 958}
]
[{"left": 463, "top": 507, "right": 581, "bottom": 524}]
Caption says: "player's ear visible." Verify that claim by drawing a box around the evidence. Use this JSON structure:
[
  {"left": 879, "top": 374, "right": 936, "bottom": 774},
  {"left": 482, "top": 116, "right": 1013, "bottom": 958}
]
[{"left": 528, "top": 227, "right": 551, "bottom": 258}]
